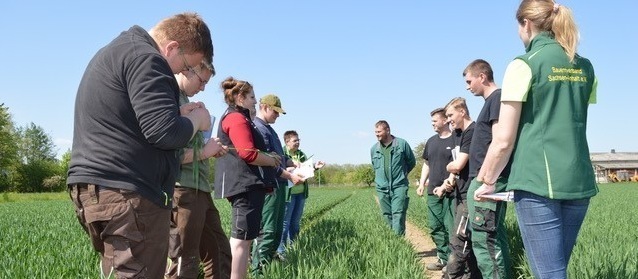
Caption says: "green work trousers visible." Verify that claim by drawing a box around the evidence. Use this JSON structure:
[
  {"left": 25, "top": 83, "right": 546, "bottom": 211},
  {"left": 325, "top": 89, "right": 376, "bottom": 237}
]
[
  {"left": 427, "top": 193, "right": 454, "bottom": 263},
  {"left": 376, "top": 185, "right": 409, "bottom": 236},
  {"left": 250, "top": 184, "right": 286, "bottom": 274},
  {"left": 467, "top": 178, "right": 512, "bottom": 279}
]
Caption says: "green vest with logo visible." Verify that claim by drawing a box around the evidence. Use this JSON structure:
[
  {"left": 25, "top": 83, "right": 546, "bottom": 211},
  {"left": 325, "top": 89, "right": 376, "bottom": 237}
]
[{"left": 507, "top": 32, "right": 598, "bottom": 200}]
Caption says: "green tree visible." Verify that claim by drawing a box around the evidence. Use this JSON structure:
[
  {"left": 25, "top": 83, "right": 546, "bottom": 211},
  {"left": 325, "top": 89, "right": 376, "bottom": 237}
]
[
  {"left": 0, "top": 104, "right": 18, "bottom": 191},
  {"left": 42, "top": 175, "right": 66, "bottom": 192},
  {"left": 10, "top": 122, "right": 60, "bottom": 192},
  {"left": 13, "top": 160, "right": 59, "bottom": 192},
  {"left": 58, "top": 149, "right": 71, "bottom": 178},
  {"left": 321, "top": 164, "right": 357, "bottom": 185},
  {"left": 317, "top": 164, "right": 337, "bottom": 185},
  {"left": 16, "top": 122, "right": 56, "bottom": 164},
  {"left": 353, "top": 164, "right": 375, "bottom": 187},
  {"left": 410, "top": 141, "right": 427, "bottom": 185},
  {"left": 308, "top": 168, "right": 326, "bottom": 186}
]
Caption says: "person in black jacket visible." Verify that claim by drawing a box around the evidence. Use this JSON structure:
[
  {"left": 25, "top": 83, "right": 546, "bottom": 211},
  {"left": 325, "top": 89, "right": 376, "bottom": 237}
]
[
  {"left": 67, "top": 13, "right": 214, "bottom": 279},
  {"left": 214, "top": 77, "right": 281, "bottom": 279}
]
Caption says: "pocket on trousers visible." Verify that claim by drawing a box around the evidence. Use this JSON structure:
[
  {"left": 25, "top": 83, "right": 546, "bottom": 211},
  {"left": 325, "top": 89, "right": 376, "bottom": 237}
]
[
  {"left": 83, "top": 193, "right": 129, "bottom": 224},
  {"left": 472, "top": 206, "right": 496, "bottom": 232}
]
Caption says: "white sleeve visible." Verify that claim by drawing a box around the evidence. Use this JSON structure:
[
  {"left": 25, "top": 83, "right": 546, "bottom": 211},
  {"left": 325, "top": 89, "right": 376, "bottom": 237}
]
[{"left": 501, "top": 59, "right": 532, "bottom": 102}]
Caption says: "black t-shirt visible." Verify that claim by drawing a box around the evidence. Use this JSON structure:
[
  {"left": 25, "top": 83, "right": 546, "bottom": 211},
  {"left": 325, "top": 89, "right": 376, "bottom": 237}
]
[
  {"left": 469, "top": 90, "right": 511, "bottom": 179},
  {"left": 454, "top": 122, "right": 474, "bottom": 200},
  {"left": 422, "top": 133, "right": 455, "bottom": 195}
]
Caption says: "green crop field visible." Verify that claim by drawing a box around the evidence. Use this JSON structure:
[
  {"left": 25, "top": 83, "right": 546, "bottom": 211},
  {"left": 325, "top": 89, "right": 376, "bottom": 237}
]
[
  {"left": 408, "top": 183, "right": 638, "bottom": 278},
  {"left": 1, "top": 184, "right": 636, "bottom": 278}
]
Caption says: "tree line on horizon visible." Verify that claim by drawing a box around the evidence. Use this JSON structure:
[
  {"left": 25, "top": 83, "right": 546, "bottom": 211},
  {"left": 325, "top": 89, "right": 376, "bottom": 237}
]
[{"left": 0, "top": 103, "right": 69, "bottom": 192}]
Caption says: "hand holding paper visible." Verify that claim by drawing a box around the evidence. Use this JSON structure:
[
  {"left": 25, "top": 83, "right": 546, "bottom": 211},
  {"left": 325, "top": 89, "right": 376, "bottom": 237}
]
[
  {"left": 293, "top": 159, "right": 316, "bottom": 179},
  {"left": 289, "top": 173, "right": 305, "bottom": 185},
  {"left": 287, "top": 159, "right": 316, "bottom": 188},
  {"left": 477, "top": 191, "right": 514, "bottom": 202},
  {"left": 474, "top": 182, "right": 496, "bottom": 202}
]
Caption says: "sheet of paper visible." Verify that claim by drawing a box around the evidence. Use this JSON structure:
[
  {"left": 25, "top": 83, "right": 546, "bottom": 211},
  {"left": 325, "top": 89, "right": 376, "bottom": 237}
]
[
  {"left": 287, "top": 159, "right": 315, "bottom": 188},
  {"left": 478, "top": 191, "right": 514, "bottom": 202},
  {"left": 451, "top": 146, "right": 460, "bottom": 161}
]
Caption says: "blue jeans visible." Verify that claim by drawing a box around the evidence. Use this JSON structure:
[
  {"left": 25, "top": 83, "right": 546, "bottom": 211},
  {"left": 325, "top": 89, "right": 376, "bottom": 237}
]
[
  {"left": 514, "top": 190, "right": 590, "bottom": 279},
  {"left": 277, "top": 193, "right": 306, "bottom": 254}
]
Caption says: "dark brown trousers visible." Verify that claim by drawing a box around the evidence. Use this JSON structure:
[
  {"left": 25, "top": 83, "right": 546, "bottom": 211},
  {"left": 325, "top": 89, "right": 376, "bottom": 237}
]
[
  {"left": 70, "top": 183, "right": 170, "bottom": 279},
  {"left": 166, "top": 187, "right": 231, "bottom": 279}
]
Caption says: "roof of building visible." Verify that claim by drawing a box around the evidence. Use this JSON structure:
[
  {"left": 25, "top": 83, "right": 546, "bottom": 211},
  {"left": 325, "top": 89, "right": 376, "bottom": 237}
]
[
  {"left": 594, "top": 162, "right": 638, "bottom": 169},
  {"left": 591, "top": 152, "right": 638, "bottom": 169},
  {"left": 591, "top": 152, "right": 638, "bottom": 162}
]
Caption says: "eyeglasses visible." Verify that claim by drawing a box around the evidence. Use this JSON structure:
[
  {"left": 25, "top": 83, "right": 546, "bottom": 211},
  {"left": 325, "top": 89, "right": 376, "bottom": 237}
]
[{"left": 179, "top": 50, "right": 207, "bottom": 86}]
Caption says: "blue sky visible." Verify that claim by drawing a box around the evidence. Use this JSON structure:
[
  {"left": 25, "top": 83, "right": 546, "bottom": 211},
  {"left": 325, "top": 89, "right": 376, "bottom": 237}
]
[{"left": 1, "top": 0, "right": 636, "bottom": 165}]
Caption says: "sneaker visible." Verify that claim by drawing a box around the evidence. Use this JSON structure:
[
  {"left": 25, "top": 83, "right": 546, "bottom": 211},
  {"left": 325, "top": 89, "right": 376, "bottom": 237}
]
[{"left": 426, "top": 261, "right": 446, "bottom": 271}]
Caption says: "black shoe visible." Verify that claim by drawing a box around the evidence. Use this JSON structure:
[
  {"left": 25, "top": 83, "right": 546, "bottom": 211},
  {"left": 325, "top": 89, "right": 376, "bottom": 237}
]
[{"left": 426, "top": 261, "right": 446, "bottom": 271}]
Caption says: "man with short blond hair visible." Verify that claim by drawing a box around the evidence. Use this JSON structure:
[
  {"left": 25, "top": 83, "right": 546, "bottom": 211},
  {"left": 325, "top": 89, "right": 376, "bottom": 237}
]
[{"left": 442, "top": 97, "right": 480, "bottom": 278}]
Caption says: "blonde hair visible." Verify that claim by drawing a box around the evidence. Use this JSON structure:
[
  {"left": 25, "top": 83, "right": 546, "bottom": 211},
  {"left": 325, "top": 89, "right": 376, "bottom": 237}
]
[
  {"left": 516, "top": 0, "right": 579, "bottom": 62},
  {"left": 445, "top": 97, "right": 470, "bottom": 118}
]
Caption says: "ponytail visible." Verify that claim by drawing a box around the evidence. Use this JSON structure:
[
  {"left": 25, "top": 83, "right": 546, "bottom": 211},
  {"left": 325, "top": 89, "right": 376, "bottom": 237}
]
[
  {"left": 516, "top": 0, "right": 580, "bottom": 63},
  {"left": 551, "top": 4, "right": 579, "bottom": 62}
]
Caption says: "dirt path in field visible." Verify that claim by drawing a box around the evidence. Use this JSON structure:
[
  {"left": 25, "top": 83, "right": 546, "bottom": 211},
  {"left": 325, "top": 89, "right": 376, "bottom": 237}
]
[
  {"left": 405, "top": 220, "right": 443, "bottom": 279},
  {"left": 373, "top": 195, "right": 443, "bottom": 278}
]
